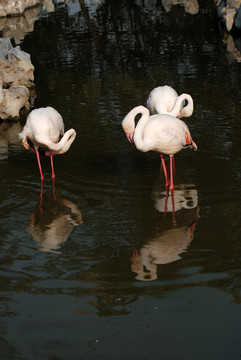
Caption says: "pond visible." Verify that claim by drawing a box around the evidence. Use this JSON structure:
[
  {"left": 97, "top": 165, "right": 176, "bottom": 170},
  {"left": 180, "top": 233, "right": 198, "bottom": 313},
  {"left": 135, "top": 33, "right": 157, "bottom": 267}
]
[{"left": 1, "top": 0, "right": 241, "bottom": 359}]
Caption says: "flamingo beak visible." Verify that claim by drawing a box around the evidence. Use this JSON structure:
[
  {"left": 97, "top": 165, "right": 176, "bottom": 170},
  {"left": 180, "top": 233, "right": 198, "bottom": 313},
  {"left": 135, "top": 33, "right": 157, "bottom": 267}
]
[
  {"left": 22, "top": 137, "right": 35, "bottom": 153},
  {"left": 126, "top": 131, "right": 134, "bottom": 143}
]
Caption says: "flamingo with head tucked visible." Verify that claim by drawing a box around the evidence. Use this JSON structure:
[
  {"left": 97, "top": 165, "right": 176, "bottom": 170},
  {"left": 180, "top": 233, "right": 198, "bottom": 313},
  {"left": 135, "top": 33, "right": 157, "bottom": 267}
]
[
  {"left": 19, "top": 106, "right": 76, "bottom": 180},
  {"left": 146, "top": 85, "right": 194, "bottom": 118},
  {"left": 122, "top": 105, "right": 197, "bottom": 189}
]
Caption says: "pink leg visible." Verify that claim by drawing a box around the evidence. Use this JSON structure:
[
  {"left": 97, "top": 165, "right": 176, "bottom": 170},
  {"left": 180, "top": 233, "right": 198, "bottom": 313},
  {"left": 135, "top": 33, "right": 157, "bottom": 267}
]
[
  {"left": 35, "top": 149, "right": 44, "bottom": 180},
  {"left": 50, "top": 155, "right": 55, "bottom": 179},
  {"left": 169, "top": 155, "right": 174, "bottom": 190},
  {"left": 160, "top": 154, "right": 169, "bottom": 188}
]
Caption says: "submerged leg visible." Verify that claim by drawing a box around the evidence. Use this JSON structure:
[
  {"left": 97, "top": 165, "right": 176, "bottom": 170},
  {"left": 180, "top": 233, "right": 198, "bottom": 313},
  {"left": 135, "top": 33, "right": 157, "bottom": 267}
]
[
  {"left": 50, "top": 155, "right": 55, "bottom": 179},
  {"left": 160, "top": 154, "right": 169, "bottom": 188},
  {"left": 164, "top": 187, "right": 169, "bottom": 218},
  {"left": 170, "top": 187, "right": 176, "bottom": 225},
  {"left": 35, "top": 149, "right": 44, "bottom": 180},
  {"left": 39, "top": 181, "right": 44, "bottom": 210},
  {"left": 52, "top": 177, "right": 56, "bottom": 201}
]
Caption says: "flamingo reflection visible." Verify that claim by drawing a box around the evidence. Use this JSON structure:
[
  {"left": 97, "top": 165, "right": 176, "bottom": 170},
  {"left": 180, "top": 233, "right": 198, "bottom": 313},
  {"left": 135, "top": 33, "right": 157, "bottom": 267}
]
[
  {"left": 27, "top": 182, "right": 83, "bottom": 253},
  {"left": 131, "top": 184, "right": 199, "bottom": 281},
  {"left": 152, "top": 183, "right": 198, "bottom": 222}
]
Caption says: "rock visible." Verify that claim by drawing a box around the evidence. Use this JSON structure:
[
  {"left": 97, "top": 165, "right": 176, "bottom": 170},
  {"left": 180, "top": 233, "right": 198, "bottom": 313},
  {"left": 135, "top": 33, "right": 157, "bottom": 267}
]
[
  {"left": 218, "top": 0, "right": 241, "bottom": 31},
  {"left": 222, "top": 7, "right": 237, "bottom": 31},
  {"left": 0, "top": 37, "right": 12, "bottom": 57},
  {"left": 0, "top": 37, "right": 35, "bottom": 120},
  {"left": 0, "top": 0, "right": 41, "bottom": 17},
  {"left": 0, "top": 85, "right": 30, "bottom": 119},
  {"left": 7, "top": 46, "right": 35, "bottom": 85},
  {"left": 0, "top": 37, "right": 34, "bottom": 87}
]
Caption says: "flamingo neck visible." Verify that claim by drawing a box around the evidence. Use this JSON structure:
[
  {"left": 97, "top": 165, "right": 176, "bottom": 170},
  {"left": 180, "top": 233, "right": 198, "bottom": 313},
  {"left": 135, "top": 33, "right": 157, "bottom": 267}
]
[
  {"left": 45, "top": 129, "right": 76, "bottom": 156},
  {"left": 56, "top": 129, "right": 76, "bottom": 154},
  {"left": 169, "top": 93, "right": 193, "bottom": 118},
  {"left": 132, "top": 106, "right": 150, "bottom": 152}
]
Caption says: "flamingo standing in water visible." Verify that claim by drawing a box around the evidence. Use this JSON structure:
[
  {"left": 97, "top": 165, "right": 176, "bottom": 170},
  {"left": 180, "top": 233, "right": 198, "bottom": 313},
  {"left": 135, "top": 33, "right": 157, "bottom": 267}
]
[
  {"left": 146, "top": 85, "right": 194, "bottom": 118},
  {"left": 122, "top": 105, "right": 197, "bottom": 189},
  {"left": 19, "top": 106, "right": 76, "bottom": 180}
]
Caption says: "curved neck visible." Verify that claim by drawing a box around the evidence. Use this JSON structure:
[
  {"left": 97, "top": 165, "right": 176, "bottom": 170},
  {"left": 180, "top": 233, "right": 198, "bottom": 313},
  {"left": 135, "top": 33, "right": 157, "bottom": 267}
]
[
  {"left": 169, "top": 93, "right": 193, "bottom": 118},
  {"left": 132, "top": 106, "right": 150, "bottom": 151},
  {"left": 44, "top": 129, "right": 76, "bottom": 154},
  {"left": 56, "top": 129, "right": 76, "bottom": 154}
]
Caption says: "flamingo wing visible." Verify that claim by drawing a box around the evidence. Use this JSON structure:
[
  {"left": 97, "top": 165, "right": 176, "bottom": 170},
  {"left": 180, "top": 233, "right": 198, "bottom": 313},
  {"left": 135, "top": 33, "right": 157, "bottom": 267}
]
[{"left": 143, "top": 115, "right": 190, "bottom": 155}]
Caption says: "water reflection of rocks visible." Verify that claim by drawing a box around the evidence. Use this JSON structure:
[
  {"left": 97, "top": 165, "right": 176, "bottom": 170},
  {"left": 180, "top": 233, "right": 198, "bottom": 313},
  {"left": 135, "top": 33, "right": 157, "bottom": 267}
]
[
  {"left": 0, "top": 0, "right": 56, "bottom": 44},
  {"left": 223, "top": 33, "right": 241, "bottom": 63},
  {"left": 161, "top": 0, "right": 199, "bottom": 14},
  {"left": 0, "top": 6, "right": 41, "bottom": 45},
  {"left": 135, "top": 0, "right": 199, "bottom": 14},
  {"left": 131, "top": 182, "right": 199, "bottom": 281},
  {"left": 0, "top": 121, "right": 22, "bottom": 159},
  {"left": 28, "top": 183, "right": 83, "bottom": 253}
]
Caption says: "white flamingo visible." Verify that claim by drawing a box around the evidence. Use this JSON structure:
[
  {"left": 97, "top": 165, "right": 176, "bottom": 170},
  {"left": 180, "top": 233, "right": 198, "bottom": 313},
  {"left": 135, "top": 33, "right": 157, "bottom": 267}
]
[
  {"left": 146, "top": 85, "right": 194, "bottom": 118},
  {"left": 122, "top": 105, "right": 197, "bottom": 189},
  {"left": 19, "top": 106, "right": 76, "bottom": 180}
]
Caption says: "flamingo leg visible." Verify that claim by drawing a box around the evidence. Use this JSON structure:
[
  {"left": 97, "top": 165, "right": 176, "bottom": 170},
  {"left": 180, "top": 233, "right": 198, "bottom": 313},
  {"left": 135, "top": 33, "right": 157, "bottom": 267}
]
[
  {"left": 35, "top": 149, "right": 44, "bottom": 180},
  {"left": 169, "top": 155, "right": 174, "bottom": 190},
  {"left": 160, "top": 154, "right": 169, "bottom": 188},
  {"left": 173, "top": 155, "right": 176, "bottom": 173},
  {"left": 50, "top": 155, "right": 55, "bottom": 179},
  {"left": 164, "top": 187, "right": 169, "bottom": 218},
  {"left": 39, "top": 181, "right": 44, "bottom": 211},
  {"left": 52, "top": 177, "right": 56, "bottom": 201}
]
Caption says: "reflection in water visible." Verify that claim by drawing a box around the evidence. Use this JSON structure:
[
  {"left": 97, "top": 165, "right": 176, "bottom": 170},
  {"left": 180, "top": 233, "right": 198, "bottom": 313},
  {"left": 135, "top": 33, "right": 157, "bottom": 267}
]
[
  {"left": 0, "top": 122, "right": 22, "bottom": 159},
  {"left": 0, "top": 0, "right": 55, "bottom": 44},
  {"left": 131, "top": 182, "right": 199, "bottom": 281},
  {"left": 161, "top": 0, "right": 199, "bottom": 14},
  {"left": 135, "top": 0, "right": 199, "bottom": 14},
  {"left": 0, "top": 6, "right": 40, "bottom": 44},
  {"left": 27, "top": 182, "right": 83, "bottom": 253},
  {"left": 223, "top": 33, "right": 241, "bottom": 63},
  {"left": 152, "top": 182, "right": 198, "bottom": 218}
]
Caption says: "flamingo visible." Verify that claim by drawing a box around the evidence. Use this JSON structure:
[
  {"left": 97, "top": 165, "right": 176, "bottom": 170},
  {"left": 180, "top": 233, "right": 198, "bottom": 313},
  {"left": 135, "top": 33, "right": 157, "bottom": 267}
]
[
  {"left": 122, "top": 105, "right": 197, "bottom": 190},
  {"left": 19, "top": 106, "right": 76, "bottom": 180},
  {"left": 146, "top": 85, "right": 194, "bottom": 118}
]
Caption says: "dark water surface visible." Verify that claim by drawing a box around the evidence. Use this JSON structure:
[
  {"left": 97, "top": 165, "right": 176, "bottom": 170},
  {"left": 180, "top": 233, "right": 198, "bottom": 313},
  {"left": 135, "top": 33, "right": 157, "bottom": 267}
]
[{"left": 1, "top": 0, "right": 241, "bottom": 359}]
